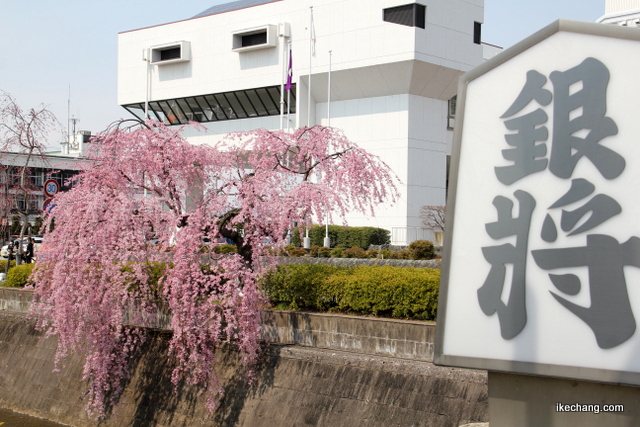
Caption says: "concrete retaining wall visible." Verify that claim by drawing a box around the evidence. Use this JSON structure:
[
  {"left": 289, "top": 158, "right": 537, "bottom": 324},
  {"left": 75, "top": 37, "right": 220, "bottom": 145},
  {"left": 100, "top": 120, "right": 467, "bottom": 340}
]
[
  {"left": 0, "top": 288, "right": 33, "bottom": 312},
  {"left": 0, "top": 289, "right": 487, "bottom": 426},
  {"left": 2, "top": 289, "right": 437, "bottom": 362},
  {"left": 263, "top": 311, "right": 436, "bottom": 362}
]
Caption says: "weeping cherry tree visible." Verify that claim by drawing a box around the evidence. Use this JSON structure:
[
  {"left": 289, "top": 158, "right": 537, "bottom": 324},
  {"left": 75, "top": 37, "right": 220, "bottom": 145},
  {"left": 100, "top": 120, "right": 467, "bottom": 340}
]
[{"left": 31, "top": 121, "right": 399, "bottom": 418}]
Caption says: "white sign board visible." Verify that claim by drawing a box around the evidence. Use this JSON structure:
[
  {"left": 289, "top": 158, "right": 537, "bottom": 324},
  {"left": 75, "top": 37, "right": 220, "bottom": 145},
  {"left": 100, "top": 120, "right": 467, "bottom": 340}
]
[{"left": 435, "top": 21, "right": 640, "bottom": 385}]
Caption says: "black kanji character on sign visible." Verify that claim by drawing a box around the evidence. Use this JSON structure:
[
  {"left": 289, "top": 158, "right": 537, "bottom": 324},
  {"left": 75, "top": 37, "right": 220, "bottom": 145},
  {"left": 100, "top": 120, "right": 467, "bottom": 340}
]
[
  {"left": 549, "top": 57, "right": 623, "bottom": 179},
  {"left": 479, "top": 190, "right": 535, "bottom": 339},
  {"left": 540, "top": 178, "right": 621, "bottom": 241},
  {"left": 532, "top": 235, "right": 640, "bottom": 349},
  {"left": 496, "top": 70, "right": 552, "bottom": 185}
]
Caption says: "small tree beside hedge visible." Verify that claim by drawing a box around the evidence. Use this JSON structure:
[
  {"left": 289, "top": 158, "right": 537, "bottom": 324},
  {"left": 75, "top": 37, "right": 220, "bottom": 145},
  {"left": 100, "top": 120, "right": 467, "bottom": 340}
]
[{"left": 407, "top": 240, "right": 435, "bottom": 260}]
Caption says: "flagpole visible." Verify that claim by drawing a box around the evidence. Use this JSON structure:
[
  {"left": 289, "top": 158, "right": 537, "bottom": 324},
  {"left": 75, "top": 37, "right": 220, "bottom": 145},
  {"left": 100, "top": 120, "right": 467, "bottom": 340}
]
[
  {"left": 304, "top": 6, "right": 315, "bottom": 249},
  {"left": 308, "top": 6, "right": 313, "bottom": 128},
  {"left": 327, "top": 50, "right": 332, "bottom": 127},
  {"left": 280, "top": 29, "right": 286, "bottom": 130},
  {"left": 285, "top": 41, "right": 290, "bottom": 130},
  {"left": 144, "top": 48, "right": 150, "bottom": 119},
  {"left": 324, "top": 49, "right": 332, "bottom": 248}
]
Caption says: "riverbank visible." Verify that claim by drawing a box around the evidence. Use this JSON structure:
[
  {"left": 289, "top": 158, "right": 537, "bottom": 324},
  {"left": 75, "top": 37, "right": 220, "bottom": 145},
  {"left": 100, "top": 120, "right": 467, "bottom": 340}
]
[{"left": 0, "top": 290, "right": 488, "bottom": 426}]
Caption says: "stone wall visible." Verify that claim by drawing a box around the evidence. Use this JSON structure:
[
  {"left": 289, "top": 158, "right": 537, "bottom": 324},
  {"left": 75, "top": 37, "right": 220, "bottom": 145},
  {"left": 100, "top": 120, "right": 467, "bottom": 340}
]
[{"left": 0, "top": 290, "right": 487, "bottom": 427}]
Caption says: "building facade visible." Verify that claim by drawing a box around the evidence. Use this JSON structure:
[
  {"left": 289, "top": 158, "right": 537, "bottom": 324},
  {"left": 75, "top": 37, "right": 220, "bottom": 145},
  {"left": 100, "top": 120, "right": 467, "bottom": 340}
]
[
  {"left": 117, "top": 0, "right": 486, "bottom": 244},
  {"left": 0, "top": 151, "right": 83, "bottom": 239},
  {"left": 597, "top": 0, "right": 640, "bottom": 25}
]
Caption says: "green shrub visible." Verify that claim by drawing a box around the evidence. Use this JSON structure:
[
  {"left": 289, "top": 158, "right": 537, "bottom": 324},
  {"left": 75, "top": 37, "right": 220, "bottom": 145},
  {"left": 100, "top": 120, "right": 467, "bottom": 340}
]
[
  {"left": 287, "top": 248, "right": 307, "bottom": 257},
  {"left": 261, "top": 264, "right": 345, "bottom": 310},
  {"left": 330, "top": 247, "right": 343, "bottom": 258},
  {"left": 408, "top": 240, "right": 435, "bottom": 260},
  {"left": 0, "top": 260, "right": 16, "bottom": 271},
  {"left": 213, "top": 244, "right": 238, "bottom": 254},
  {"left": 5, "top": 263, "right": 35, "bottom": 288},
  {"left": 317, "top": 247, "right": 331, "bottom": 258},
  {"left": 290, "top": 225, "right": 390, "bottom": 249},
  {"left": 262, "top": 264, "right": 440, "bottom": 320},
  {"left": 321, "top": 266, "right": 439, "bottom": 320},
  {"left": 365, "top": 249, "right": 379, "bottom": 259},
  {"left": 308, "top": 246, "right": 321, "bottom": 257},
  {"left": 389, "top": 250, "right": 410, "bottom": 259},
  {"left": 343, "top": 247, "right": 366, "bottom": 258},
  {"left": 308, "top": 246, "right": 331, "bottom": 258}
]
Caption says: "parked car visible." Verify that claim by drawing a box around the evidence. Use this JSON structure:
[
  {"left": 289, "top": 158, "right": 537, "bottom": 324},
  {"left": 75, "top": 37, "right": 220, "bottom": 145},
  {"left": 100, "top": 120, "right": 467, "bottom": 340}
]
[
  {"left": 0, "top": 239, "right": 28, "bottom": 260},
  {"left": 0, "top": 236, "right": 42, "bottom": 260}
]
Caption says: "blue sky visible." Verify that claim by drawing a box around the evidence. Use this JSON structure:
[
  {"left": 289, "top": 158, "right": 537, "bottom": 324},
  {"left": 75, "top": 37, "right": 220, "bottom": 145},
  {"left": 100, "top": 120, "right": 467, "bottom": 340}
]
[{"left": 0, "top": 0, "right": 606, "bottom": 148}]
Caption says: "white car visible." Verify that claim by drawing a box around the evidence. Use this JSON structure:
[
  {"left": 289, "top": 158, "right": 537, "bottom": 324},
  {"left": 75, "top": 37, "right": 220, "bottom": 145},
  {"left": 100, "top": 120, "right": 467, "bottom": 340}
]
[
  {"left": 0, "top": 244, "right": 8, "bottom": 260},
  {"left": 0, "top": 237, "right": 38, "bottom": 260}
]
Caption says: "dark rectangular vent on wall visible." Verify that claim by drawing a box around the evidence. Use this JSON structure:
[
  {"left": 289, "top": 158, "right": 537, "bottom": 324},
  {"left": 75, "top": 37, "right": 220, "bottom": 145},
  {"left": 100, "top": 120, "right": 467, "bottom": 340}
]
[
  {"left": 150, "top": 41, "right": 190, "bottom": 64},
  {"left": 160, "top": 47, "right": 181, "bottom": 61},
  {"left": 383, "top": 3, "right": 426, "bottom": 29},
  {"left": 242, "top": 32, "right": 267, "bottom": 47}
]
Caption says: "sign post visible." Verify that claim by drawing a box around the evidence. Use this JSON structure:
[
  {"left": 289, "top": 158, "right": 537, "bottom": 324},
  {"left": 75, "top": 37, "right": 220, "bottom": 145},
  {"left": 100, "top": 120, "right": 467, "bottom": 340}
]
[
  {"left": 43, "top": 179, "right": 59, "bottom": 215},
  {"left": 435, "top": 20, "right": 640, "bottom": 426}
]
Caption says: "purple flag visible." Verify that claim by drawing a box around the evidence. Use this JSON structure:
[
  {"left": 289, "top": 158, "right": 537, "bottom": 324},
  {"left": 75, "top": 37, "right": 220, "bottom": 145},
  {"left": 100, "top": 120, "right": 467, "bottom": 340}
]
[{"left": 286, "top": 47, "right": 293, "bottom": 91}]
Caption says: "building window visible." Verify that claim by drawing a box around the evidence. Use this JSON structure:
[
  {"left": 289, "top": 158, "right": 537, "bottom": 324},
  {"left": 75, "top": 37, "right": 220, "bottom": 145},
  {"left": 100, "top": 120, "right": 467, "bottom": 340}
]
[
  {"left": 446, "top": 155, "right": 451, "bottom": 200},
  {"left": 383, "top": 3, "right": 426, "bottom": 29},
  {"left": 29, "top": 168, "right": 45, "bottom": 187},
  {"left": 122, "top": 84, "right": 297, "bottom": 126},
  {"left": 160, "top": 47, "right": 181, "bottom": 61},
  {"left": 447, "top": 96, "right": 456, "bottom": 130},
  {"left": 150, "top": 41, "right": 191, "bottom": 65},
  {"left": 232, "top": 25, "right": 277, "bottom": 52},
  {"left": 474, "top": 22, "right": 482, "bottom": 45},
  {"left": 48, "top": 170, "right": 79, "bottom": 192},
  {"left": 242, "top": 32, "right": 267, "bottom": 48}
]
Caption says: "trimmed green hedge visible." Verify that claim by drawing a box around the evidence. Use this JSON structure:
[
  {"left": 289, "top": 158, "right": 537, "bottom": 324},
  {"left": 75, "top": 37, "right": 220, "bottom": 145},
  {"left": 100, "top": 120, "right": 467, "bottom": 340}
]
[
  {"left": 213, "top": 244, "right": 238, "bottom": 254},
  {"left": 0, "top": 260, "right": 17, "bottom": 271},
  {"left": 262, "top": 264, "right": 346, "bottom": 310},
  {"left": 5, "top": 263, "right": 35, "bottom": 287},
  {"left": 290, "top": 225, "right": 390, "bottom": 249},
  {"left": 262, "top": 264, "right": 439, "bottom": 320}
]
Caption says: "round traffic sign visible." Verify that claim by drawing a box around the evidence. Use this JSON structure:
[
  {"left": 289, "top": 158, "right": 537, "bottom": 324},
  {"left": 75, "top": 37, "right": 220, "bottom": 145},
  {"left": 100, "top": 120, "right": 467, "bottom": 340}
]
[
  {"left": 43, "top": 198, "right": 56, "bottom": 214},
  {"left": 44, "top": 179, "right": 60, "bottom": 197}
]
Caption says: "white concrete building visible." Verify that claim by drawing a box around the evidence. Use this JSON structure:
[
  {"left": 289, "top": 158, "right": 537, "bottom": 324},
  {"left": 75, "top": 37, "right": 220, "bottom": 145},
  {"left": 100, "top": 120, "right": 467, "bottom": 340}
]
[
  {"left": 47, "top": 129, "right": 94, "bottom": 158},
  {"left": 597, "top": 0, "right": 640, "bottom": 25},
  {"left": 0, "top": 151, "right": 83, "bottom": 230},
  {"left": 117, "top": 0, "right": 486, "bottom": 244}
]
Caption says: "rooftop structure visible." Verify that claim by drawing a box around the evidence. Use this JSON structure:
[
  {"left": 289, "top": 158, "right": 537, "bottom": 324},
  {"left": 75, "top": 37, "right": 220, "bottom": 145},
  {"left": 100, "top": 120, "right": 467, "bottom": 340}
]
[{"left": 598, "top": 0, "right": 640, "bottom": 25}]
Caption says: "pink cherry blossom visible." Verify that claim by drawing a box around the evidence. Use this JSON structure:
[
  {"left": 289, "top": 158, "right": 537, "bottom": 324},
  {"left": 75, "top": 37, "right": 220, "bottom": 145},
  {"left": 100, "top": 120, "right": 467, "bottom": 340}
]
[{"left": 31, "top": 120, "right": 399, "bottom": 418}]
